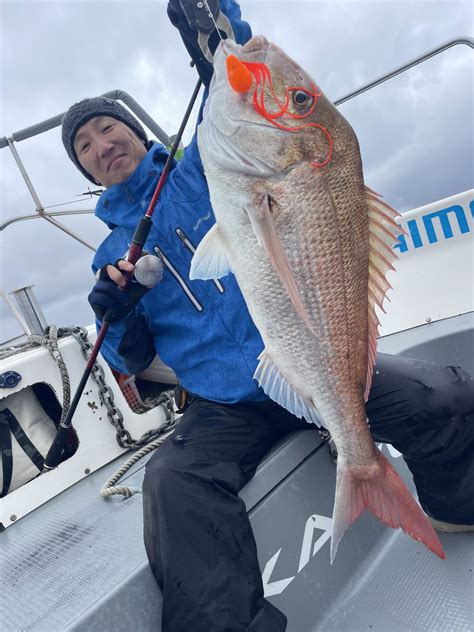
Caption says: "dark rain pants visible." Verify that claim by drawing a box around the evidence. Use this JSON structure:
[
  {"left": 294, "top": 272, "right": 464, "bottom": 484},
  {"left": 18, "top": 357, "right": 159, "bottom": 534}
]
[{"left": 142, "top": 353, "right": 474, "bottom": 632}]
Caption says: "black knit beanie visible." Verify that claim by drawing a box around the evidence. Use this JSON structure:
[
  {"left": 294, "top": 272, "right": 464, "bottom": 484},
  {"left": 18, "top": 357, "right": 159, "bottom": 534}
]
[{"left": 61, "top": 97, "right": 148, "bottom": 183}]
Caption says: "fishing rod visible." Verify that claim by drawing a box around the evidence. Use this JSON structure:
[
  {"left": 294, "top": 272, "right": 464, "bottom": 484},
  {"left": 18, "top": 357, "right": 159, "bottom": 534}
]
[{"left": 43, "top": 78, "right": 203, "bottom": 471}]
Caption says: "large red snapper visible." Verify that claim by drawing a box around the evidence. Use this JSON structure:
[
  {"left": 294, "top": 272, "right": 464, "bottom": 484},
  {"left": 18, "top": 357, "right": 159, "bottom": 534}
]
[{"left": 190, "top": 36, "right": 444, "bottom": 562}]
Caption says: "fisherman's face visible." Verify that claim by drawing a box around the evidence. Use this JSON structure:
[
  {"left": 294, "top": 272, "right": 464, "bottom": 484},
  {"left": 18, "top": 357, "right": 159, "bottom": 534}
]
[{"left": 74, "top": 116, "right": 147, "bottom": 187}]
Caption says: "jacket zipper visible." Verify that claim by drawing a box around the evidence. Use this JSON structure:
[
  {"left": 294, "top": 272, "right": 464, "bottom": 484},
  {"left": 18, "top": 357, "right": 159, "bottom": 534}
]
[
  {"left": 176, "top": 227, "right": 225, "bottom": 294},
  {"left": 153, "top": 246, "right": 204, "bottom": 312}
]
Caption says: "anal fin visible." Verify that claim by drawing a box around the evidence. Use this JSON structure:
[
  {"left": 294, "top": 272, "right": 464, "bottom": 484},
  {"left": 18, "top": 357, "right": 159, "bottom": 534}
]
[{"left": 254, "top": 350, "right": 322, "bottom": 426}]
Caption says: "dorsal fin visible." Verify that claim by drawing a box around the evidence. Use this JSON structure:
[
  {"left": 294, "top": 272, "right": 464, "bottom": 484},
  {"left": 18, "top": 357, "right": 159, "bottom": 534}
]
[{"left": 365, "top": 186, "right": 402, "bottom": 400}]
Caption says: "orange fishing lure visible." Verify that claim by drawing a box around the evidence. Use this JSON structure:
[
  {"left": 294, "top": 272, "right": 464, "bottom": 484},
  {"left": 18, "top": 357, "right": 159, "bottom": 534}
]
[{"left": 226, "top": 54, "right": 253, "bottom": 93}]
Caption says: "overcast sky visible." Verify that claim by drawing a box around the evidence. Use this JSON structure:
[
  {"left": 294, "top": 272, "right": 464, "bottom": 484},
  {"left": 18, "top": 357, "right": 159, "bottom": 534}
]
[{"left": 0, "top": 0, "right": 472, "bottom": 342}]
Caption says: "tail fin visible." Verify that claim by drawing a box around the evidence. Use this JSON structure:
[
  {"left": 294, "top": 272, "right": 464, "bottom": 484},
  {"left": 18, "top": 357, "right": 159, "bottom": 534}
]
[{"left": 330, "top": 450, "right": 445, "bottom": 563}]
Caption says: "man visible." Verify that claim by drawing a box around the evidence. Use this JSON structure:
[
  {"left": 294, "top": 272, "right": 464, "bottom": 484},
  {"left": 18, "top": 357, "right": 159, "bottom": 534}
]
[{"left": 61, "top": 1, "right": 473, "bottom": 630}]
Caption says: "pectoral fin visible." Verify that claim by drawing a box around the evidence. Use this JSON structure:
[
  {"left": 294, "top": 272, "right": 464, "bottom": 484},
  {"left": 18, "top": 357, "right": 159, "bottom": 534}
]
[
  {"left": 245, "top": 194, "right": 314, "bottom": 333},
  {"left": 190, "top": 223, "right": 233, "bottom": 280}
]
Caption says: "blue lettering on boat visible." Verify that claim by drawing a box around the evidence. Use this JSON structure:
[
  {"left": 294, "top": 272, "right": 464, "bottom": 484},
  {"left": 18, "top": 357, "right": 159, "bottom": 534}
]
[{"left": 393, "top": 200, "right": 473, "bottom": 253}]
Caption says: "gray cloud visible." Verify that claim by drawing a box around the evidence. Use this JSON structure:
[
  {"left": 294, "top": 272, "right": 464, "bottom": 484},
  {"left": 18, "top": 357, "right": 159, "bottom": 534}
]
[{"left": 1, "top": 0, "right": 472, "bottom": 341}]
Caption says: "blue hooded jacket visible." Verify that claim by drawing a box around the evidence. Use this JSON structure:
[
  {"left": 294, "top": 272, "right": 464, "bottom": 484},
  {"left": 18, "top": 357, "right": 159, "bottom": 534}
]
[{"left": 92, "top": 1, "right": 268, "bottom": 403}]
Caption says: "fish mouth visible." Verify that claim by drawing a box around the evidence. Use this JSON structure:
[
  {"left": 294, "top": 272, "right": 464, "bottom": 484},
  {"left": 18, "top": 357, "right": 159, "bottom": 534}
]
[{"left": 221, "top": 35, "right": 269, "bottom": 64}]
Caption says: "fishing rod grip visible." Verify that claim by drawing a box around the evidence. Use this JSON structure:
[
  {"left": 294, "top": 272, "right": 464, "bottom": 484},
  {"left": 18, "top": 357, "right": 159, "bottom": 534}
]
[
  {"left": 44, "top": 395, "right": 84, "bottom": 469},
  {"left": 129, "top": 215, "right": 153, "bottom": 263},
  {"left": 119, "top": 216, "right": 154, "bottom": 287},
  {"left": 43, "top": 323, "right": 108, "bottom": 470},
  {"left": 43, "top": 380, "right": 87, "bottom": 469},
  {"left": 43, "top": 424, "right": 72, "bottom": 471}
]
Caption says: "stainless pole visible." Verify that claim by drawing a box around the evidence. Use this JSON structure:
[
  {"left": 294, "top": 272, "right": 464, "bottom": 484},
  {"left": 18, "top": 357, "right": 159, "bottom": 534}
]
[
  {"left": 6, "top": 139, "right": 96, "bottom": 251},
  {"left": 0, "top": 89, "right": 171, "bottom": 149},
  {"left": 334, "top": 36, "right": 474, "bottom": 106},
  {"left": 10, "top": 286, "right": 48, "bottom": 336},
  {"left": 1, "top": 208, "right": 94, "bottom": 231}
]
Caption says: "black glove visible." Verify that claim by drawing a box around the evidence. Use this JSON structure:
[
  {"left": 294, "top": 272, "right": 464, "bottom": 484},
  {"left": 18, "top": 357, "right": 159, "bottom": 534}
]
[
  {"left": 88, "top": 263, "right": 149, "bottom": 324},
  {"left": 169, "top": 0, "right": 220, "bottom": 33}
]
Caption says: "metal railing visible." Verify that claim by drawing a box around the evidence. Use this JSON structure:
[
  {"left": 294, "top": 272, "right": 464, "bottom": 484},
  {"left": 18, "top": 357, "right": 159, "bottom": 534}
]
[
  {"left": 0, "top": 89, "right": 171, "bottom": 149},
  {"left": 0, "top": 90, "right": 174, "bottom": 250},
  {"left": 334, "top": 36, "right": 473, "bottom": 106}
]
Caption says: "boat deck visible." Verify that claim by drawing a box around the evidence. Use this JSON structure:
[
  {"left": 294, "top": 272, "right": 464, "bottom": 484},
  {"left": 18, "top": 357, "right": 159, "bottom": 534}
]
[{"left": 2, "top": 313, "right": 473, "bottom": 631}]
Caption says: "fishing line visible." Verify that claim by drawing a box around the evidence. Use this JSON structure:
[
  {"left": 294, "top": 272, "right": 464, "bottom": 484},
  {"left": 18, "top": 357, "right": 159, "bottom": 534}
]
[
  {"left": 201, "top": 0, "right": 255, "bottom": 94},
  {"left": 202, "top": 0, "right": 229, "bottom": 54}
]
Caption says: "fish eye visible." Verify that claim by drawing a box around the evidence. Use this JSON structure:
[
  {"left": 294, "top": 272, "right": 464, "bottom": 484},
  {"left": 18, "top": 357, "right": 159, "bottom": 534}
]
[{"left": 292, "top": 90, "right": 314, "bottom": 108}]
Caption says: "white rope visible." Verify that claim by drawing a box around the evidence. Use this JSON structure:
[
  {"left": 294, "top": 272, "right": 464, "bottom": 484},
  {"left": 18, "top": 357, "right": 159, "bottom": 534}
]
[
  {"left": 27, "top": 326, "right": 71, "bottom": 425},
  {"left": 100, "top": 427, "right": 176, "bottom": 498},
  {"left": 1, "top": 325, "right": 73, "bottom": 424}
]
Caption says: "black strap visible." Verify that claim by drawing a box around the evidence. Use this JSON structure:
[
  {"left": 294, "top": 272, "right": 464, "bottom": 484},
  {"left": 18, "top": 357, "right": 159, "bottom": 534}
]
[
  {"left": 0, "top": 408, "right": 45, "bottom": 497},
  {"left": 0, "top": 410, "right": 13, "bottom": 498}
]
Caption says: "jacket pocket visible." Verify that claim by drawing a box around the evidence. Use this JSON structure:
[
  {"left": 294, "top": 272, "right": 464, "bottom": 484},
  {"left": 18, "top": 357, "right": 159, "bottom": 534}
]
[{"left": 153, "top": 245, "right": 204, "bottom": 312}]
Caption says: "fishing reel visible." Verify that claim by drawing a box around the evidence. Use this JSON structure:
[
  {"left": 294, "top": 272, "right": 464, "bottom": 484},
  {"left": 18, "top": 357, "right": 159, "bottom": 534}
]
[{"left": 133, "top": 254, "right": 163, "bottom": 289}]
